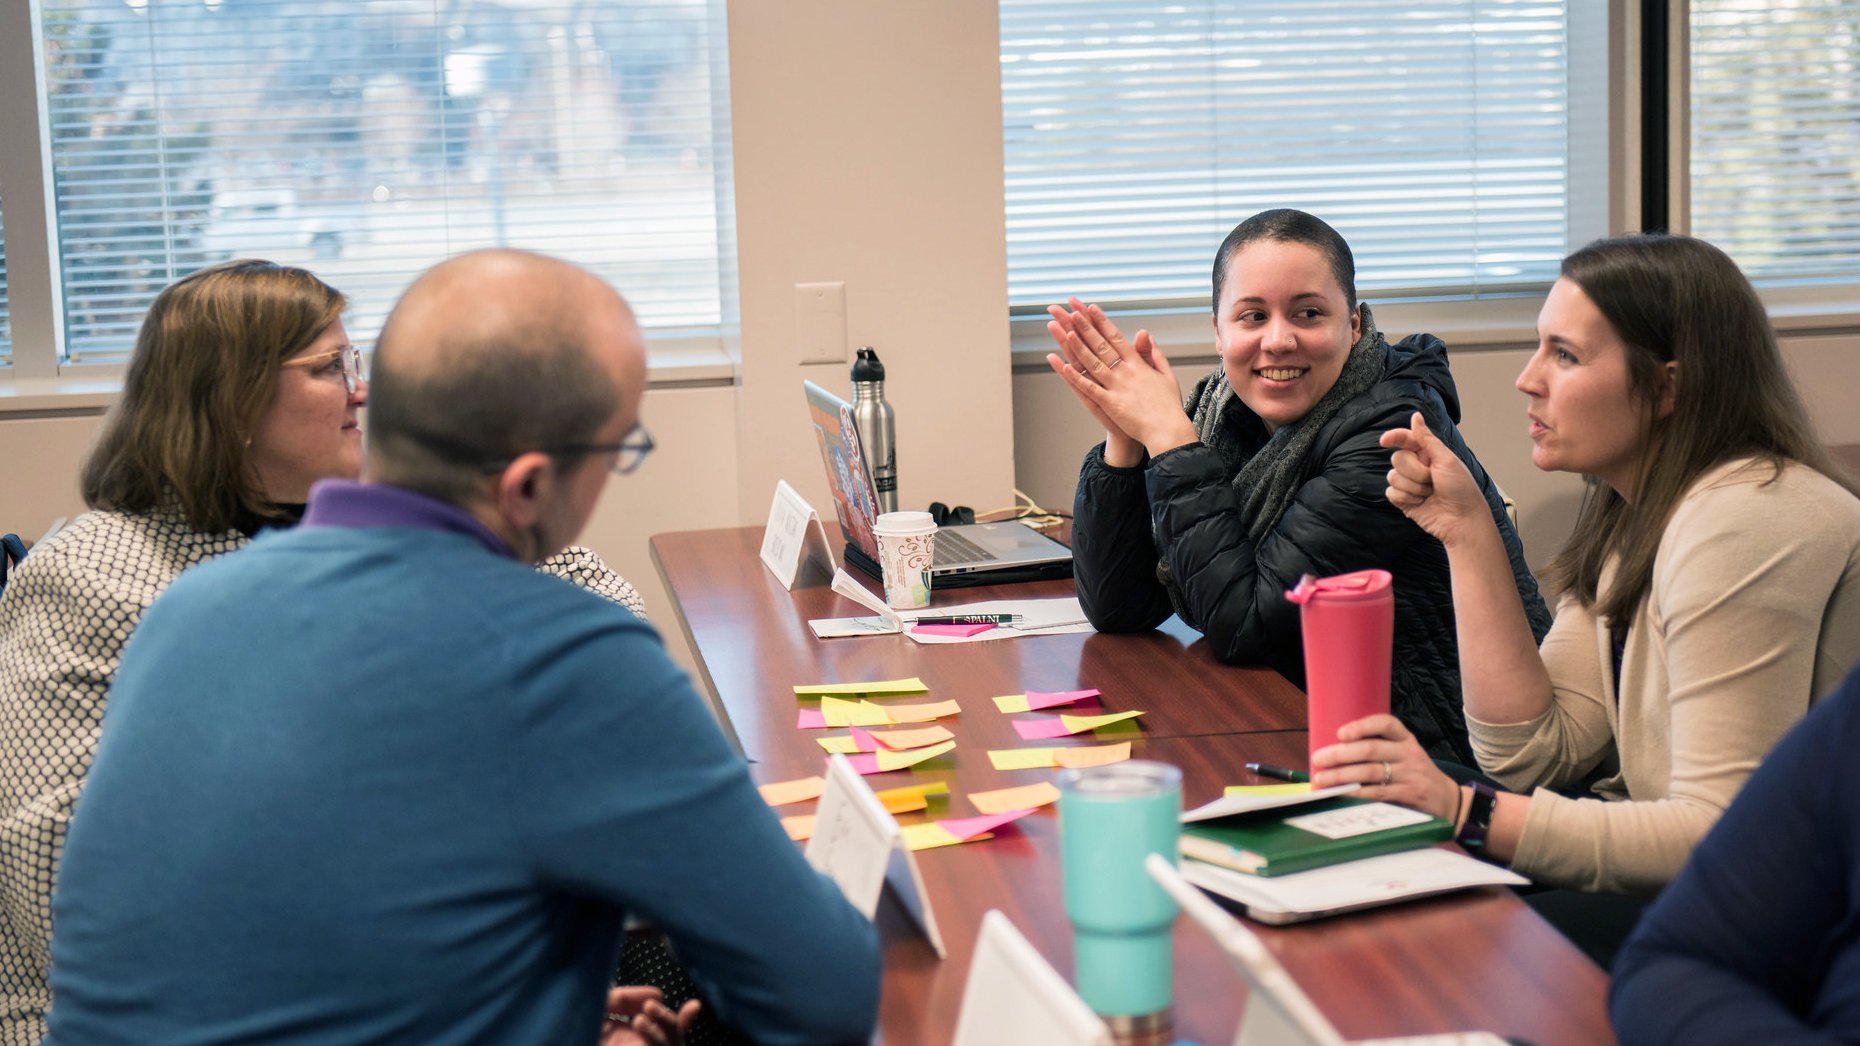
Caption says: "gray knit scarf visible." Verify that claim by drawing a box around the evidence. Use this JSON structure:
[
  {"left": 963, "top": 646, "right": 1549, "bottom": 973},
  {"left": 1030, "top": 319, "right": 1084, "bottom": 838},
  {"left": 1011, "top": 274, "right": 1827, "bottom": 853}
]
[{"left": 1160, "top": 305, "right": 1388, "bottom": 618}]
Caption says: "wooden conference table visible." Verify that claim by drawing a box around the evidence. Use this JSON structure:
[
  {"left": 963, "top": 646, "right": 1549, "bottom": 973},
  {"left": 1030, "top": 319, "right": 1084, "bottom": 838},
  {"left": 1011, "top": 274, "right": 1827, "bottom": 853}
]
[{"left": 650, "top": 526, "right": 1613, "bottom": 1046}]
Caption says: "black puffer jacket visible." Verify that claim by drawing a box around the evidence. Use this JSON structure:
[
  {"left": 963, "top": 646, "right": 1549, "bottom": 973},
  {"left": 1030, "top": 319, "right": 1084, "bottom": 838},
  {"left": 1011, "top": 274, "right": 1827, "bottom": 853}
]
[{"left": 1072, "top": 333, "right": 1552, "bottom": 764}]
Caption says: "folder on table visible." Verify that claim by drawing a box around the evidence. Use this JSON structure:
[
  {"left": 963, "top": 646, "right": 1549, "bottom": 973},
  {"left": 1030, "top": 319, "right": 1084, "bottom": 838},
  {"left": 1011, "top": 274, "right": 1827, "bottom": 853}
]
[{"left": 1180, "top": 795, "right": 1451, "bottom": 878}]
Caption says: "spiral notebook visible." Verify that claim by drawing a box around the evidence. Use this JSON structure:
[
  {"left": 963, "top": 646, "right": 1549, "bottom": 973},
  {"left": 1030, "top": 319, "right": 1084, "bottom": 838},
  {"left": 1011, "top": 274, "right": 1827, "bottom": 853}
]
[{"left": 803, "top": 380, "right": 1072, "bottom": 587}]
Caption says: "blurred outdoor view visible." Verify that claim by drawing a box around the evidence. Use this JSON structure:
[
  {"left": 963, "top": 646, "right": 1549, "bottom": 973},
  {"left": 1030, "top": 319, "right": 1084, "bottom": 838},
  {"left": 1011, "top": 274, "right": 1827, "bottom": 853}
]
[{"left": 39, "top": 0, "right": 726, "bottom": 362}]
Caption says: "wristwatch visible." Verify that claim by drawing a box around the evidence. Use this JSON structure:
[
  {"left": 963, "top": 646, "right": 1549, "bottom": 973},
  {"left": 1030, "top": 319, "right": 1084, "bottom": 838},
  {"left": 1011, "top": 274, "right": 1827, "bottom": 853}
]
[{"left": 1456, "top": 781, "right": 1498, "bottom": 854}]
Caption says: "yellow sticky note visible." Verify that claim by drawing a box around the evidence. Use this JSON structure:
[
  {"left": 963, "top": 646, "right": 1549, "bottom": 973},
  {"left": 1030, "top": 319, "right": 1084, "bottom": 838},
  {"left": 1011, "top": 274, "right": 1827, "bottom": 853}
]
[
  {"left": 1055, "top": 742, "right": 1133, "bottom": 768},
  {"left": 900, "top": 822, "right": 993, "bottom": 851},
  {"left": 867, "top": 724, "right": 955, "bottom": 750},
  {"left": 1224, "top": 783, "right": 1313, "bottom": 797},
  {"left": 781, "top": 814, "right": 816, "bottom": 841},
  {"left": 875, "top": 780, "right": 950, "bottom": 814},
  {"left": 969, "top": 781, "right": 1062, "bottom": 815},
  {"left": 992, "top": 694, "right": 1034, "bottom": 714},
  {"left": 793, "top": 677, "right": 929, "bottom": 697},
  {"left": 884, "top": 699, "right": 962, "bottom": 723},
  {"left": 989, "top": 747, "right": 1059, "bottom": 771},
  {"left": 758, "top": 776, "right": 825, "bottom": 806},
  {"left": 1058, "top": 710, "right": 1144, "bottom": 734},
  {"left": 816, "top": 735, "right": 865, "bottom": 755},
  {"left": 821, "top": 696, "right": 892, "bottom": 727},
  {"left": 874, "top": 738, "right": 956, "bottom": 771}
]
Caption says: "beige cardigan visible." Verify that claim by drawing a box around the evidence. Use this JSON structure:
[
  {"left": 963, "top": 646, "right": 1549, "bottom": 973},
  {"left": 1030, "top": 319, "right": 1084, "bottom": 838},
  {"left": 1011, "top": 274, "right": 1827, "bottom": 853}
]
[{"left": 1470, "top": 458, "right": 1860, "bottom": 893}]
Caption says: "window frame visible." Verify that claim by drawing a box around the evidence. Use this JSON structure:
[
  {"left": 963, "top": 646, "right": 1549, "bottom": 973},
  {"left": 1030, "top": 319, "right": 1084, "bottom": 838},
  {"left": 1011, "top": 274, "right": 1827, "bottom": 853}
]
[{"left": 0, "top": 0, "right": 737, "bottom": 412}]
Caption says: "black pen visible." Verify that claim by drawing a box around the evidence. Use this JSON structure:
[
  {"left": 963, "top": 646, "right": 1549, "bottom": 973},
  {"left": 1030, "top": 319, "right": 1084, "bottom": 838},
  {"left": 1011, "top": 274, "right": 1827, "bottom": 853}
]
[
  {"left": 913, "top": 614, "right": 1022, "bottom": 625},
  {"left": 1245, "top": 762, "right": 1310, "bottom": 784}
]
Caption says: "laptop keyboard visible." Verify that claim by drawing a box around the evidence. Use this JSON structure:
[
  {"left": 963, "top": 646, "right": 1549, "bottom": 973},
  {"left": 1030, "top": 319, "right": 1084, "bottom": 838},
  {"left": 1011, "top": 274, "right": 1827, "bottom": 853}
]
[{"left": 933, "top": 529, "right": 994, "bottom": 566}]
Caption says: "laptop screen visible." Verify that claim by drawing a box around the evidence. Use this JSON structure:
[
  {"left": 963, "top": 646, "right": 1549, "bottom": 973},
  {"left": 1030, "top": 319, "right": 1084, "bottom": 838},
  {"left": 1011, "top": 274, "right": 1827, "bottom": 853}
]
[{"left": 805, "top": 381, "right": 881, "bottom": 563}]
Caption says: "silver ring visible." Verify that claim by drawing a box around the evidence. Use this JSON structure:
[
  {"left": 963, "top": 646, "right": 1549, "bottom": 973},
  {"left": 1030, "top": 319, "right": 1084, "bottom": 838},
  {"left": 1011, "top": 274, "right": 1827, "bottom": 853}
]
[
  {"left": 1106, "top": 357, "right": 1123, "bottom": 369},
  {"left": 1380, "top": 761, "right": 1393, "bottom": 786}
]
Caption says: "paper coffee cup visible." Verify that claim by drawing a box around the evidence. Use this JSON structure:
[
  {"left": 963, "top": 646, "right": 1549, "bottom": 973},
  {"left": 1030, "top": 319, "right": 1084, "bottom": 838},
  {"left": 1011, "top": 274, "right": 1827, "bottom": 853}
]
[{"left": 872, "top": 510, "right": 937, "bottom": 610}]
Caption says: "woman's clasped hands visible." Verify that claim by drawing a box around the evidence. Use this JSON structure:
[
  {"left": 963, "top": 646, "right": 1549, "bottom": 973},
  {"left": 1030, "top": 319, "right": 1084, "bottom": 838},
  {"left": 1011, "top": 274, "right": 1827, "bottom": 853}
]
[{"left": 1045, "top": 297, "right": 1199, "bottom": 466}]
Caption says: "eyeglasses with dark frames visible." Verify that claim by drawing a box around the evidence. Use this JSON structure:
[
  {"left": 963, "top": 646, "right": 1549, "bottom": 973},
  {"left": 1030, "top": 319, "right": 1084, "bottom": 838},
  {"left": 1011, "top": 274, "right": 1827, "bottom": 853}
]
[
  {"left": 529, "top": 424, "right": 655, "bottom": 476},
  {"left": 281, "top": 344, "right": 366, "bottom": 395}
]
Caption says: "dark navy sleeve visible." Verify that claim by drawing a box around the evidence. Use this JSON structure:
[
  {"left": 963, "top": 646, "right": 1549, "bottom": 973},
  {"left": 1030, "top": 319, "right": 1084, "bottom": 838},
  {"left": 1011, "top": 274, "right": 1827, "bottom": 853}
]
[
  {"left": 1610, "top": 674, "right": 1860, "bottom": 1045},
  {"left": 508, "top": 616, "right": 880, "bottom": 1046},
  {"left": 1071, "top": 442, "right": 1176, "bottom": 633}
]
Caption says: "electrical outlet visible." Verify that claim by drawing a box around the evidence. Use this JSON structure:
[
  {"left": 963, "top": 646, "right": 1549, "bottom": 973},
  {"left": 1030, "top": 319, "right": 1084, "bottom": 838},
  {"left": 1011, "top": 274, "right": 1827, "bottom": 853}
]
[{"left": 795, "top": 281, "right": 847, "bottom": 365}]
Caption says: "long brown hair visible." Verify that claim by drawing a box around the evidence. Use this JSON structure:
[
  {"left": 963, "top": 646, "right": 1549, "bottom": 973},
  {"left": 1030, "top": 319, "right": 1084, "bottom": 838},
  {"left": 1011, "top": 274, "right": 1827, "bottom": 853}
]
[
  {"left": 81, "top": 259, "right": 346, "bottom": 532},
  {"left": 1542, "top": 233, "right": 1855, "bottom": 625}
]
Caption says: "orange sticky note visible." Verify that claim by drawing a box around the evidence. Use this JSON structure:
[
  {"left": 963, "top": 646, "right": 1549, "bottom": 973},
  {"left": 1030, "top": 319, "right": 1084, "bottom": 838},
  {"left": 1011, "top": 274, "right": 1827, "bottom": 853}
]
[
  {"left": 758, "top": 775, "right": 826, "bottom": 806},
  {"left": 1055, "top": 742, "right": 1133, "bottom": 768},
  {"left": 969, "top": 780, "right": 1062, "bottom": 815},
  {"left": 883, "top": 699, "right": 962, "bottom": 723},
  {"left": 781, "top": 814, "right": 816, "bottom": 841},
  {"left": 867, "top": 724, "right": 955, "bottom": 750}
]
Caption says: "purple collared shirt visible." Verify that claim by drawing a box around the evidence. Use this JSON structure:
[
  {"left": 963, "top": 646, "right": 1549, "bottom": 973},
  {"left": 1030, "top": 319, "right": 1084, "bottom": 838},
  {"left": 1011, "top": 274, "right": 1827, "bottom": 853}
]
[{"left": 301, "top": 479, "right": 515, "bottom": 559}]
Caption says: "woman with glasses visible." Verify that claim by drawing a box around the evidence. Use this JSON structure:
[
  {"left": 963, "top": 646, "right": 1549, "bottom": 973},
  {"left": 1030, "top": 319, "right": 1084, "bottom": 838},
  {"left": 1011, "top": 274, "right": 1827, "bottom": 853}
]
[{"left": 0, "top": 259, "right": 651, "bottom": 1043}]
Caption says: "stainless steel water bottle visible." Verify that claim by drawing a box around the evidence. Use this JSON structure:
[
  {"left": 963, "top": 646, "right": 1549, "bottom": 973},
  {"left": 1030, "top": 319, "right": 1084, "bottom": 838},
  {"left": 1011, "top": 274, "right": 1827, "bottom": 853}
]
[{"left": 851, "top": 346, "right": 897, "bottom": 514}]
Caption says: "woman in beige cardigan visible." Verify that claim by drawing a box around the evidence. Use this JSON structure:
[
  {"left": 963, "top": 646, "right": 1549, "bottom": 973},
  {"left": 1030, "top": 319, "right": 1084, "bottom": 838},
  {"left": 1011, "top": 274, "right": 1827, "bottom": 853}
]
[{"left": 1311, "top": 232, "right": 1860, "bottom": 966}]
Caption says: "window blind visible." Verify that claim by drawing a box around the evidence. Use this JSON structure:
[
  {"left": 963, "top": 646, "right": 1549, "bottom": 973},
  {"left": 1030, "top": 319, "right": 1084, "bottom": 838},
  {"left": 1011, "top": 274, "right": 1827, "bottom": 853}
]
[
  {"left": 999, "top": 0, "right": 1579, "bottom": 312},
  {"left": 0, "top": 199, "right": 10, "bottom": 361},
  {"left": 1691, "top": 0, "right": 1860, "bottom": 283},
  {"left": 41, "top": 0, "right": 728, "bottom": 364}
]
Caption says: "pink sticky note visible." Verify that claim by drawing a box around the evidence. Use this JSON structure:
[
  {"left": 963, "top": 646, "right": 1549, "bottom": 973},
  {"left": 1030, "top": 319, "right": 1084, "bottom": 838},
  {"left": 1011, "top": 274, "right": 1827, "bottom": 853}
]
[
  {"left": 797, "top": 708, "right": 827, "bottom": 730},
  {"left": 937, "top": 808, "right": 1038, "bottom": 840},
  {"left": 912, "top": 622, "right": 997, "bottom": 638},
  {"left": 848, "top": 725, "right": 880, "bottom": 753},
  {"left": 1012, "top": 717, "right": 1079, "bottom": 741},
  {"left": 1025, "top": 688, "right": 1102, "bottom": 710}
]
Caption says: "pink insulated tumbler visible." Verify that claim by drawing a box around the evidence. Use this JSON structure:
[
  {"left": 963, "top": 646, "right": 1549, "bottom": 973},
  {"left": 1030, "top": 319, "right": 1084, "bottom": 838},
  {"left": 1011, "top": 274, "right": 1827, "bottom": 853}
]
[{"left": 1285, "top": 569, "right": 1393, "bottom": 766}]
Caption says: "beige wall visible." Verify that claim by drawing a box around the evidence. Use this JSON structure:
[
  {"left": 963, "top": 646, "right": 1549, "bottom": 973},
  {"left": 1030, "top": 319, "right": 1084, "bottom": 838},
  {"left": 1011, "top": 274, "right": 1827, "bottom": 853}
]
[{"left": 7, "top": 5, "right": 1860, "bottom": 673}]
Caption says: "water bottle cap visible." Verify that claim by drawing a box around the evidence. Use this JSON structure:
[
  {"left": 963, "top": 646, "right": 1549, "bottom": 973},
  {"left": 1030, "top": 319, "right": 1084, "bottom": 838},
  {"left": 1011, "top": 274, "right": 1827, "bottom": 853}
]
[
  {"left": 852, "top": 346, "right": 886, "bottom": 382},
  {"left": 1284, "top": 568, "right": 1392, "bottom": 605}
]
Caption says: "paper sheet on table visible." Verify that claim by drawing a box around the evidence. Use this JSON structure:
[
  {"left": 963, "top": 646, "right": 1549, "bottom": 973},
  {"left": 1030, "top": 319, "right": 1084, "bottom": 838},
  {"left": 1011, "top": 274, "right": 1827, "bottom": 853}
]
[
  {"left": 1224, "top": 783, "right": 1314, "bottom": 798},
  {"left": 1012, "top": 710, "right": 1144, "bottom": 740},
  {"left": 992, "top": 688, "right": 1101, "bottom": 713},
  {"left": 900, "top": 598, "right": 1093, "bottom": 644},
  {"left": 759, "top": 776, "right": 826, "bottom": 806},
  {"left": 968, "top": 781, "right": 1062, "bottom": 814},
  {"left": 986, "top": 742, "right": 1132, "bottom": 770}
]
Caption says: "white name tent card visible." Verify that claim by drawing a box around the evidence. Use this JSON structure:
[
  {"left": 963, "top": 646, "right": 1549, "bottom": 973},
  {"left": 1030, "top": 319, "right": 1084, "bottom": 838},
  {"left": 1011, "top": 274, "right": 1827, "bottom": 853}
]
[
  {"left": 952, "top": 910, "right": 1112, "bottom": 1046},
  {"left": 804, "top": 753, "right": 946, "bottom": 957},
  {"left": 760, "top": 479, "right": 836, "bottom": 590}
]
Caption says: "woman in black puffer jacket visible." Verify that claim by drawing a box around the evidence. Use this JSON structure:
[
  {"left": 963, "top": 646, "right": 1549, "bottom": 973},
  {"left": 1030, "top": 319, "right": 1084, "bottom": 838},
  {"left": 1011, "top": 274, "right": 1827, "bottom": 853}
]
[{"left": 1046, "top": 208, "right": 1550, "bottom": 763}]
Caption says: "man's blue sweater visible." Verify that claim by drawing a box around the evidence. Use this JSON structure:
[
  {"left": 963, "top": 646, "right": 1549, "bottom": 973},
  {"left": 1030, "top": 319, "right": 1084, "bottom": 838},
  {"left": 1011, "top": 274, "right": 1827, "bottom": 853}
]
[{"left": 46, "top": 496, "right": 878, "bottom": 1045}]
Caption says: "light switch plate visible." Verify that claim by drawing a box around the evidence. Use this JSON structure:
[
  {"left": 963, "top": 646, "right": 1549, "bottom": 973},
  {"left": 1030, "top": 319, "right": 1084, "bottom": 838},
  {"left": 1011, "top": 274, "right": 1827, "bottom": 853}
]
[{"left": 795, "top": 281, "right": 847, "bottom": 364}]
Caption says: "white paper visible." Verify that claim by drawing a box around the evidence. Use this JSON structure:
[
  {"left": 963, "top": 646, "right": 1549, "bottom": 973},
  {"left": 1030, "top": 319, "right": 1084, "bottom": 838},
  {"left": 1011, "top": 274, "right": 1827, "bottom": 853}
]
[
  {"left": 899, "top": 597, "right": 1096, "bottom": 645},
  {"left": 1180, "top": 785, "right": 1360, "bottom": 824},
  {"left": 1180, "top": 847, "right": 1529, "bottom": 924},
  {"left": 760, "top": 480, "right": 835, "bottom": 590},
  {"left": 807, "top": 569, "right": 904, "bottom": 638},
  {"left": 1281, "top": 802, "right": 1434, "bottom": 841}
]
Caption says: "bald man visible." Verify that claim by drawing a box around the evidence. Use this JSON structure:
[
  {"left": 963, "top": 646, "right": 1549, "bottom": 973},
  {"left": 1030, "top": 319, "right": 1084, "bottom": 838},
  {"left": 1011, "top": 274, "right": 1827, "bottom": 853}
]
[{"left": 45, "top": 251, "right": 880, "bottom": 1046}]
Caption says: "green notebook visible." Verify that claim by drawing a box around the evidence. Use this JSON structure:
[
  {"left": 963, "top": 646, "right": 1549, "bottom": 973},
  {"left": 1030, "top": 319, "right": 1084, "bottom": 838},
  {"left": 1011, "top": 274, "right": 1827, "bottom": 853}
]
[{"left": 1179, "top": 795, "right": 1452, "bottom": 877}]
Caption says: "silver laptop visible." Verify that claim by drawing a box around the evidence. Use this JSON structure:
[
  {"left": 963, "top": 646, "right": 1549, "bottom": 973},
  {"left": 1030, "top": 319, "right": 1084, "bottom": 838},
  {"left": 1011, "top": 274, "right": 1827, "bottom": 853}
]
[{"left": 804, "top": 381, "right": 1072, "bottom": 587}]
